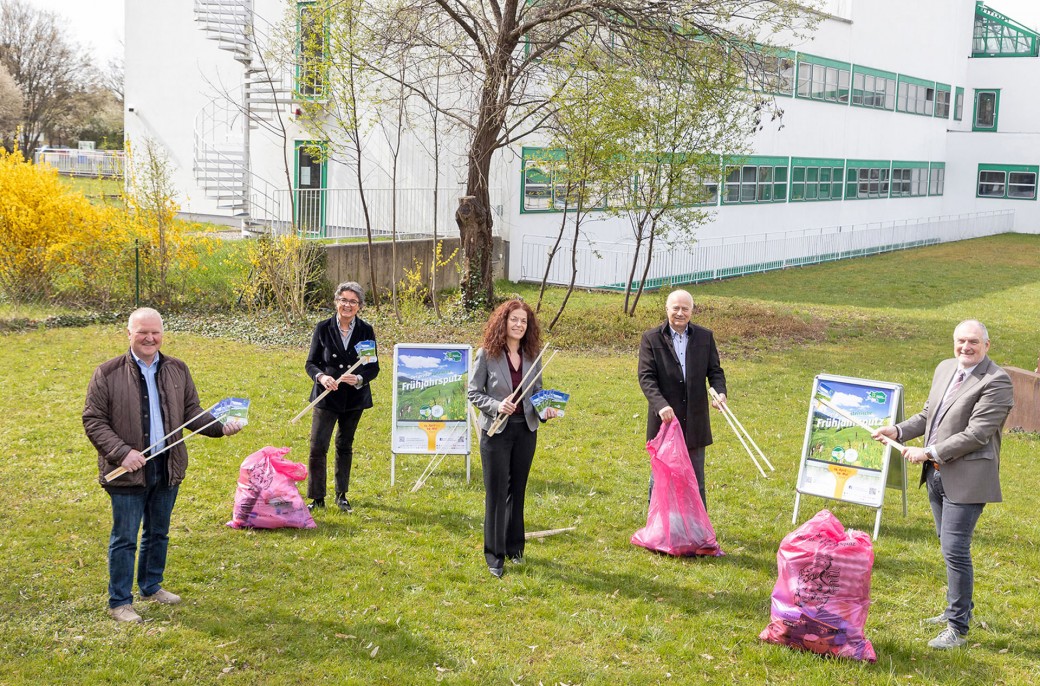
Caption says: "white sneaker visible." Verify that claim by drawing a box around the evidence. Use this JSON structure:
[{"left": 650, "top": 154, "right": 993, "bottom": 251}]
[
  {"left": 927, "top": 627, "right": 967, "bottom": 649},
  {"left": 107, "top": 604, "right": 143, "bottom": 623},
  {"left": 141, "top": 589, "right": 182, "bottom": 605}
]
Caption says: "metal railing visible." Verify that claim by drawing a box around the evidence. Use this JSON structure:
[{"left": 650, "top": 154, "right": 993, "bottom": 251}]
[
  {"left": 33, "top": 149, "right": 125, "bottom": 178},
  {"left": 267, "top": 186, "right": 505, "bottom": 239},
  {"left": 520, "top": 210, "right": 1016, "bottom": 290}
]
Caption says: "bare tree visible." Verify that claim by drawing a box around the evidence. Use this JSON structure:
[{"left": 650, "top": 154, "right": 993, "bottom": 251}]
[
  {"left": 0, "top": 0, "right": 92, "bottom": 155},
  {"left": 0, "top": 63, "right": 22, "bottom": 147},
  {"left": 370, "top": 0, "right": 812, "bottom": 310}
]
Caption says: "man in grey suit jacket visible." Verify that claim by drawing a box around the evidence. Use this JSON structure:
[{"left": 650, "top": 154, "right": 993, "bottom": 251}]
[
  {"left": 638, "top": 289, "right": 727, "bottom": 508},
  {"left": 874, "top": 319, "right": 1013, "bottom": 650}
]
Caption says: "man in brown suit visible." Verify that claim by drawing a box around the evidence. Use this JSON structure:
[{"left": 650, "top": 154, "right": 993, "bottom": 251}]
[
  {"left": 874, "top": 319, "right": 1013, "bottom": 650},
  {"left": 84, "top": 308, "right": 242, "bottom": 623}
]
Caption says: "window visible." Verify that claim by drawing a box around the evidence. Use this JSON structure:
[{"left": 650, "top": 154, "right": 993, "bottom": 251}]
[
  {"left": 897, "top": 76, "right": 936, "bottom": 116},
  {"left": 795, "top": 55, "right": 851, "bottom": 104},
  {"left": 845, "top": 161, "right": 891, "bottom": 200},
  {"left": 851, "top": 68, "right": 896, "bottom": 110},
  {"left": 891, "top": 163, "right": 929, "bottom": 197},
  {"left": 296, "top": 2, "right": 328, "bottom": 98},
  {"left": 976, "top": 164, "right": 1038, "bottom": 200},
  {"left": 954, "top": 87, "right": 964, "bottom": 121},
  {"left": 747, "top": 51, "right": 795, "bottom": 96},
  {"left": 973, "top": 4, "right": 1040, "bottom": 57},
  {"left": 722, "top": 158, "right": 789, "bottom": 204},
  {"left": 935, "top": 85, "right": 951, "bottom": 119},
  {"left": 790, "top": 158, "right": 844, "bottom": 201},
  {"left": 973, "top": 89, "right": 1000, "bottom": 131},
  {"left": 929, "top": 164, "right": 946, "bottom": 196}
]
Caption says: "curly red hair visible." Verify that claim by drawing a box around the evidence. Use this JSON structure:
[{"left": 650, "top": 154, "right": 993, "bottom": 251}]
[{"left": 480, "top": 299, "right": 542, "bottom": 359}]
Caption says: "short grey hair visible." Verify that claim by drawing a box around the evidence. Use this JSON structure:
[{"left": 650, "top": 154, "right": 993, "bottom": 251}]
[
  {"left": 128, "top": 307, "right": 163, "bottom": 331},
  {"left": 956, "top": 319, "right": 989, "bottom": 342},
  {"left": 335, "top": 281, "right": 365, "bottom": 306}
]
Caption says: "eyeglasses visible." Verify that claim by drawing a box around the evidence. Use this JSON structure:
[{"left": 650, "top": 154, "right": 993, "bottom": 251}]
[{"left": 335, "top": 298, "right": 361, "bottom": 307}]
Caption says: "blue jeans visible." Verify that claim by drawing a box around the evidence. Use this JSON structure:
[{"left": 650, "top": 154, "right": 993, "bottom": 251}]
[
  {"left": 107, "top": 460, "right": 179, "bottom": 608},
  {"left": 926, "top": 465, "right": 984, "bottom": 636}
]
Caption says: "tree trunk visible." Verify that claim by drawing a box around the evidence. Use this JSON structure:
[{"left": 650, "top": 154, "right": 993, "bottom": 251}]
[{"left": 455, "top": 194, "right": 491, "bottom": 309}]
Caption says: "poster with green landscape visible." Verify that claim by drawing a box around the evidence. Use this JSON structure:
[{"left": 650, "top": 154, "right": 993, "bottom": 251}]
[
  {"left": 796, "top": 375, "right": 903, "bottom": 509},
  {"left": 391, "top": 344, "right": 471, "bottom": 454}
]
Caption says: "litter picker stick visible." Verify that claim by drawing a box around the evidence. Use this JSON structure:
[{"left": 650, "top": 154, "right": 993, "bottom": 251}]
[
  {"left": 411, "top": 421, "right": 473, "bottom": 492},
  {"left": 525, "top": 526, "right": 576, "bottom": 540},
  {"left": 709, "top": 387, "right": 775, "bottom": 472},
  {"left": 104, "top": 416, "right": 223, "bottom": 483},
  {"left": 290, "top": 359, "right": 363, "bottom": 425},
  {"left": 710, "top": 391, "right": 767, "bottom": 478},
  {"left": 483, "top": 343, "right": 549, "bottom": 436},
  {"left": 815, "top": 396, "right": 906, "bottom": 452},
  {"left": 139, "top": 404, "right": 216, "bottom": 460},
  {"left": 487, "top": 349, "right": 558, "bottom": 436}
]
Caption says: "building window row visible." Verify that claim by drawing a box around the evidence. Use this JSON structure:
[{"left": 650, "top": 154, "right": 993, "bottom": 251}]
[
  {"left": 746, "top": 48, "right": 998, "bottom": 128},
  {"left": 520, "top": 149, "right": 947, "bottom": 212}
]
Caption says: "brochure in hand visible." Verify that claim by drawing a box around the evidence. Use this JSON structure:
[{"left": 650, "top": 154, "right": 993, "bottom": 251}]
[
  {"left": 355, "top": 340, "right": 377, "bottom": 364},
  {"left": 212, "top": 397, "right": 251, "bottom": 426},
  {"left": 531, "top": 389, "right": 569, "bottom": 419}
]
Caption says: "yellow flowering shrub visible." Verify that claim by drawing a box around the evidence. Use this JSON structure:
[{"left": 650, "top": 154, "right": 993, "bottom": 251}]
[{"left": 0, "top": 148, "right": 129, "bottom": 304}]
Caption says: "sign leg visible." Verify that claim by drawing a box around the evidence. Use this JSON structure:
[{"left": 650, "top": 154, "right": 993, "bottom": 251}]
[
  {"left": 391, "top": 453, "right": 396, "bottom": 487},
  {"left": 792, "top": 492, "right": 801, "bottom": 525}
]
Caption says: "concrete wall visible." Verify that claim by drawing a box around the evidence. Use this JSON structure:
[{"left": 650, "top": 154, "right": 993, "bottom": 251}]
[
  {"left": 1005, "top": 366, "right": 1040, "bottom": 433},
  {"left": 324, "top": 237, "right": 507, "bottom": 296}
]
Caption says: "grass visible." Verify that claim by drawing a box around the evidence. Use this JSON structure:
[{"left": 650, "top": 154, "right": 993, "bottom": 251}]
[
  {"left": 1, "top": 234, "right": 1039, "bottom": 684},
  {"left": 56, "top": 175, "right": 124, "bottom": 207}
]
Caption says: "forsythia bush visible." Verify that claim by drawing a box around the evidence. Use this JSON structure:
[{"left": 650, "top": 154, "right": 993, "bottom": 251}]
[
  {"left": 0, "top": 148, "right": 130, "bottom": 304},
  {"left": 239, "top": 233, "right": 327, "bottom": 324}
]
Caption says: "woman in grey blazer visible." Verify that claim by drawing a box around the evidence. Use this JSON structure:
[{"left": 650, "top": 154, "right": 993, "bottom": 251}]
[{"left": 468, "top": 299, "right": 558, "bottom": 578}]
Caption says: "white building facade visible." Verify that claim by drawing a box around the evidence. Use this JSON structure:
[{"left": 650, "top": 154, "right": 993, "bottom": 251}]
[{"left": 125, "top": 1, "right": 1040, "bottom": 289}]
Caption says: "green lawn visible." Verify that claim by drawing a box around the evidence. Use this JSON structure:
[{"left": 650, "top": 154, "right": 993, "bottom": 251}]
[{"left": 1, "top": 234, "right": 1039, "bottom": 684}]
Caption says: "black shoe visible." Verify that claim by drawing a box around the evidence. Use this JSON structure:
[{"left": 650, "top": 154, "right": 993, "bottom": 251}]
[
  {"left": 335, "top": 494, "right": 352, "bottom": 513},
  {"left": 308, "top": 498, "right": 325, "bottom": 511},
  {"left": 488, "top": 566, "right": 504, "bottom": 578}
]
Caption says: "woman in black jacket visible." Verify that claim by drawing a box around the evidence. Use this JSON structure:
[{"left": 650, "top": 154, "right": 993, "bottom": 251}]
[{"left": 304, "top": 281, "right": 379, "bottom": 512}]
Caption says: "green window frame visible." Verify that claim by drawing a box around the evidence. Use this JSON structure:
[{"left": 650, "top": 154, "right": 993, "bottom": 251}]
[
  {"left": 896, "top": 75, "right": 936, "bottom": 116},
  {"left": 746, "top": 47, "right": 796, "bottom": 97},
  {"left": 973, "top": 89, "right": 1000, "bottom": 131},
  {"left": 954, "top": 87, "right": 965, "bottom": 121},
  {"left": 722, "top": 156, "right": 789, "bottom": 205},
  {"left": 790, "top": 157, "right": 844, "bottom": 202},
  {"left": 850, "top": 66, "right": 896, "bottom": 110},
  {"left": 845, "top": 160, "right": 891, "bottom": 200},
  {"left": 972, "top": 3, "right": 1040, "bottom": 57},
  {"left": 795, "top": 54, "right": 851, "bottom": 105},
  {"left": 890, "top": 161, "right": 930, "bottom": 198},
  {"left": 929, "top": 162, "right": 946, "bottom": 196},
  {"left": 934, "top": 83, "right": 952, "bottom": 119},
  {"left": 296, "top": 1, "right": 328, "bottom": 100},
  {"left": 976, "top": 163, "right": 1038, "bottom": 200}
]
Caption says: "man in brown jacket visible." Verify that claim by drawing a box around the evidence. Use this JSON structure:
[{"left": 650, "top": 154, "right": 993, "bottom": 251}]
[{"left": 83, "top": 308, "right": 242, "bottom": 623}]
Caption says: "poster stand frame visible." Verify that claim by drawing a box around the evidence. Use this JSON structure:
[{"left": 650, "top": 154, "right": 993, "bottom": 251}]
[
  {"left": 792, "top": 374, "right": 907, "bottom": 540},
  {"left": 389, "top": 343, "right": 472, "bottom": 487}
]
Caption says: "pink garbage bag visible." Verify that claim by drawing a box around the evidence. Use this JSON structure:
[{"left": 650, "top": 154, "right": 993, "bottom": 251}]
[
  {"left": 227, "top": 446, "right": 316, "bottom": 530},
  {"left": 630, "top": 420, "right": 723, "bottom": 557},
  {"left": 759, "top": 509, "right": 876, "bottom": 662}
]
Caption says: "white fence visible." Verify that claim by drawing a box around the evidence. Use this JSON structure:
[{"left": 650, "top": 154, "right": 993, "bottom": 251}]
[
  {"left": 519, "top": 210, "right": 1016, "bottom": 291},
  {"left": 267, "top": 186, "right": 505, "bottom": 239},
  {"left": 33, "top": 149, "right": 125, "bottom": 178}
]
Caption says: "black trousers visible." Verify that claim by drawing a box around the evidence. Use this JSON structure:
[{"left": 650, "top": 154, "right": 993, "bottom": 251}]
[
  {"left": 480, "top": 418, "right": 537, "bottom": 568},
  {"left": 308, "top": 407, "right": 363, "bottom": 499}
]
